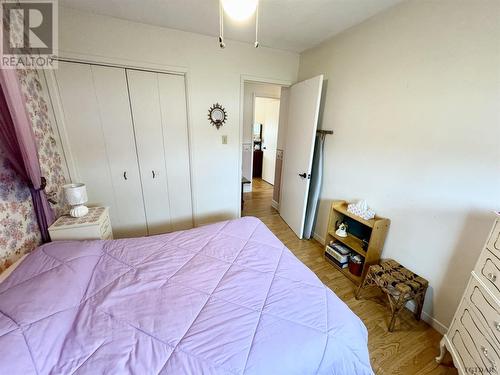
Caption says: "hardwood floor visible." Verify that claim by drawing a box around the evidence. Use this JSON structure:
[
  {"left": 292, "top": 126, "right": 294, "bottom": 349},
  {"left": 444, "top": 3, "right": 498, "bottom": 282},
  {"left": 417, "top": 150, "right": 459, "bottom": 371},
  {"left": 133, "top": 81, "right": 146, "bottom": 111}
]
[{"left": 242, "top": 178, "right": 457, "bottom": 375}]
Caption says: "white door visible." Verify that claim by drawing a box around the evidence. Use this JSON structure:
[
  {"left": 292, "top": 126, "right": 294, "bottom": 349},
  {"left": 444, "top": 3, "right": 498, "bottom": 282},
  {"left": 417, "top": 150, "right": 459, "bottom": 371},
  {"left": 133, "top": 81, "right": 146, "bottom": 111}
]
[
  {"left": 279, "top": 75, "right": 323, "bottom": 239},
  {"left": 54, "top": 62, "right": 147, "bottom": 238},
  {"left": 255, "top": 97, "right": 280, "bottom": 185},
  {"left": 126, "top": 69, "right": 172, "bottom": 235},
  {"left": 54, "top": 62, "right": 113, "bottom": 206},
  {"left": 91, "top": 65, "right": 148, "bottom": 237},
  {"left": 157, "top": 73, "right": 193, "bottom": 231}
]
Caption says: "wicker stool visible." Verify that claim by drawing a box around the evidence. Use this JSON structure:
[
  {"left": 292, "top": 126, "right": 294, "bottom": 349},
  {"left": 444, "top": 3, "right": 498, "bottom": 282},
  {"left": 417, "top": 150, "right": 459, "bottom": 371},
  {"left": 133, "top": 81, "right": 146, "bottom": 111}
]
[{"left": 355, "top": 259, "right": 428, "bottom": 332}]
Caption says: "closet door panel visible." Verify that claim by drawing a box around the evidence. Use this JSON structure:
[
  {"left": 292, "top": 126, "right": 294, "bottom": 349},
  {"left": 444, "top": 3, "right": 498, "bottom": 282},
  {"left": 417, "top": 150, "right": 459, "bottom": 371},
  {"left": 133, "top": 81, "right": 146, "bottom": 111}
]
[
  {"left": 158, "top": 74, "right": 193, "bottom": 231},
  {"left": 91, "top": 65, "right": 147, "bottom": 237},
  {"left": 126, "top": 70, "right": 171, "bottom": 235},
  {"left": 54, "top": 62, "right": 115, "bottom": 212}
]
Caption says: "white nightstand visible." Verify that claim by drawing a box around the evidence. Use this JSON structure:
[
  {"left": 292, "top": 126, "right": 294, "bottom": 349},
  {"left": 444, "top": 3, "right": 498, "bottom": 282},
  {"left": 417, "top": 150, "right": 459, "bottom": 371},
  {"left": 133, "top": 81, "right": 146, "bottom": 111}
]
[{"left": 49, "top": 207, "right": 113, "bottom": 241}]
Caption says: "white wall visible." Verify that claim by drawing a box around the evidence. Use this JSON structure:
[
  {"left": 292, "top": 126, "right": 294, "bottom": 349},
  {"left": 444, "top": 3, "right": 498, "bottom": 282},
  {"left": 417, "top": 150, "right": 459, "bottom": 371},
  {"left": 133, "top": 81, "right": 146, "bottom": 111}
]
[
  {"left": 299, "top": 0, "right": 500, "bottom": 331},
  {"left": 256, "top": 97, "right": 280, "bottom": 185},
  {"left": 58, "top": 7, "right": 299, "bottom": 225},
  {"left": 242, "top": 82, "right": 282, "bottom": 188},
  {"left": 242, "top": 83, "right": 282, "bottom": 143}
]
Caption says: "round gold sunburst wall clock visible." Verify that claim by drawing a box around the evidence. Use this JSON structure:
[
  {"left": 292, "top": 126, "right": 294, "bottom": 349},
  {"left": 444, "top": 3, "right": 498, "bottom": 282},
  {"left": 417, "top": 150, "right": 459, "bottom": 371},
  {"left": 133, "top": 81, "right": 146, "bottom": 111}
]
[{"left": 208, "top": 103, "right": 227, "bottom": 130}]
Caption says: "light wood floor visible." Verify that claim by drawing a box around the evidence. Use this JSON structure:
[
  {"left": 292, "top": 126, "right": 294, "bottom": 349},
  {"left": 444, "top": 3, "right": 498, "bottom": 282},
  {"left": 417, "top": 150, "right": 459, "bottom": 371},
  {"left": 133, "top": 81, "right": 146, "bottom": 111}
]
[{"left": 242, "top": 178, "right": 457, "bottom": 375}]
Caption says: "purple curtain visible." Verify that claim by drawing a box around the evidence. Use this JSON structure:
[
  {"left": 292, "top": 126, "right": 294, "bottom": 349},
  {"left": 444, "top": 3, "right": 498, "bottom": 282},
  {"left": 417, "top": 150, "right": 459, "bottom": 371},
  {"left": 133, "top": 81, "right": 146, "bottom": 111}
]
[{"left": 0, "top": 69, "right": 54, "bottom": 242}]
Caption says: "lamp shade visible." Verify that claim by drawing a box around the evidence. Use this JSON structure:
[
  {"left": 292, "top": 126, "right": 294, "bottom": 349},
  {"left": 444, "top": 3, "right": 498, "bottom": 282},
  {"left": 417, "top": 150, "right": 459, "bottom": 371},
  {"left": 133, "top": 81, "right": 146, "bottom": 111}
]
[{"left": 63, "top": 183, "right": 88, "bottom": 206}]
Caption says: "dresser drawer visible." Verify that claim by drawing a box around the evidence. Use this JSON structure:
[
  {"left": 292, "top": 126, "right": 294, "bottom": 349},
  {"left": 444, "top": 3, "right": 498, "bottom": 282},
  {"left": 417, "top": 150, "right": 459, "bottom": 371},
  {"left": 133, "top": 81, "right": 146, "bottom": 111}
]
[
  {"left": 474, "top": 249, "right": 500, "bottom": 303},
  {"left": 450, "top": 328, "right": 481, "bottom": 374},
  {"left": 467, "top": 276, "right": 500, "bottom": 346},
  {"left": 451, "top": 303, "right": 500, "bottom": 373},
  {"left": 487, "top": 219, "right": 500, "bottom": 256}
]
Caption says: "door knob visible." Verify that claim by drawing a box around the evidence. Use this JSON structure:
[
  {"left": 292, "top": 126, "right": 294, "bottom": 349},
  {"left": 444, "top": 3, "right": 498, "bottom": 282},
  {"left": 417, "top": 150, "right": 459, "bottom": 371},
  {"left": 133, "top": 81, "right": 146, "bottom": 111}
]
[
  {"left": 299, "top": 173, "right": 307, "bottom": 178},
  {"left": 123, "top": 171, "right": 127, "bottom": 180},
  {"left": 152, "top": 170, "right": 156, "bottom": 179}
]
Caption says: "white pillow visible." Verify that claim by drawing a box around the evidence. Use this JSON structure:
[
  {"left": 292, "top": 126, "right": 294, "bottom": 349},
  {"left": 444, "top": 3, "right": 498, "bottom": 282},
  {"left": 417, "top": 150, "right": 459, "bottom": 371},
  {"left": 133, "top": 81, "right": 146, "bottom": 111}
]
[{"left": 0, "top": 254, "right": 28, "bottom": 284}]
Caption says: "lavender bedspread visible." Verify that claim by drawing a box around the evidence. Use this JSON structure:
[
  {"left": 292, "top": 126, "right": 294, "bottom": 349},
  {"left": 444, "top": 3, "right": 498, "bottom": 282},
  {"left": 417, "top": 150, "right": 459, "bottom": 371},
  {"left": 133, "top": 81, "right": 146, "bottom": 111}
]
[{"left": 0, "top": 217, "right": 372, "bottom": 374}]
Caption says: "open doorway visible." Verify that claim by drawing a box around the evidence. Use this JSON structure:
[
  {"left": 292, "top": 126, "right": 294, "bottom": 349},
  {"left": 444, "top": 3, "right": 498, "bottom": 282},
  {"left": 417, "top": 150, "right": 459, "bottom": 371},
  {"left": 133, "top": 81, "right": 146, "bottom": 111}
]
[
  {"left": 254, "top": 97, "right": 280, "bottom": 185},
  {"left": 240, "top": 75, "right": 324, "bottom": 239},
  {"left": 241, "top": 81, "right": 288, "bottom": 217}
]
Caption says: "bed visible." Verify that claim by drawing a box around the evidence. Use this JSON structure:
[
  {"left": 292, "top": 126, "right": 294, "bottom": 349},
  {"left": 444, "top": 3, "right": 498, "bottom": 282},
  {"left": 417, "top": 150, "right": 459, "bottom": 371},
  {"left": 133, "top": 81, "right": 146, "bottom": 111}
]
[{"left": 0, "top": 217, "right": 373, "bottom": 374}]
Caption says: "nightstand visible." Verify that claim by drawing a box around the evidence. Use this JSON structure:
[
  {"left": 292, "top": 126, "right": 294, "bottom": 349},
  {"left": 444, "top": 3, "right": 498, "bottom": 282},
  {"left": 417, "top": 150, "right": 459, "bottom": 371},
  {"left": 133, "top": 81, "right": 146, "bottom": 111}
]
[{"left": 49, "top": 207, "right": 113, "bottom": 241}]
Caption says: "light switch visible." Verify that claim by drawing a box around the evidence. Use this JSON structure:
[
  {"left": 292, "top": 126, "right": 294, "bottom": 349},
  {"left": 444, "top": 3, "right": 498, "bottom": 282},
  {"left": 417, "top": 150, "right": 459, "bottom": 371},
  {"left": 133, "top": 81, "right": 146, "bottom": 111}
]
[{"left": 222, "top": 135, "right": 228, "bottom": 144}]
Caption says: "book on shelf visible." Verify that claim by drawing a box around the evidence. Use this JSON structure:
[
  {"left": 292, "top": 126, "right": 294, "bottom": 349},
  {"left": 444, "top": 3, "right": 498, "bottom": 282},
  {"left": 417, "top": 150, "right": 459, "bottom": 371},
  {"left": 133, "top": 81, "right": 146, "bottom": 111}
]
[
  {"left": 325, "top": 251, "right": 348, "bottom": 269},
  {"left": 328, "top": 242, "right": 350, "bottom": 255}
]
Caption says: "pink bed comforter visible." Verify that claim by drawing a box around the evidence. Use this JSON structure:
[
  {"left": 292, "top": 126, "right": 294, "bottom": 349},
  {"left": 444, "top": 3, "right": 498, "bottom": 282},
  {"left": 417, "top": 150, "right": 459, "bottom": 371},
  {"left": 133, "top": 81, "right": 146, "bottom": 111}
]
[{"left": 0, "top": 217, "right": 372, "bottom": 374}]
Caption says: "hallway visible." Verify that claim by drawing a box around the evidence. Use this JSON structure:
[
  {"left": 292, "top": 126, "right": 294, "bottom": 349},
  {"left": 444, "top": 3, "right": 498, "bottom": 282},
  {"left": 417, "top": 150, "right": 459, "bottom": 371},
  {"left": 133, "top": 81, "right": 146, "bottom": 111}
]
[
  {"left": 242, "top": 178, "right": 277, "bottom": 219},
  {"left": 241, "top": 178, "right": 456, "bottom": 375}
]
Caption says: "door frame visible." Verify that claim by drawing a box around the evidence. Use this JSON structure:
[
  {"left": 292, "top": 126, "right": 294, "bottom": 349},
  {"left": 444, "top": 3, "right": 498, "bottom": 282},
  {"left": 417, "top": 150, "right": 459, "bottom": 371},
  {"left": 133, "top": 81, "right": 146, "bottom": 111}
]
[
  {"left": 44, "top": 51, "right": 196, "bottom": 226},
  {"left": 252, "top": 94, "right": 280, "bottom": 188},
  {"left": 238, "top": 75, "right": 292, "bottom": 217}
]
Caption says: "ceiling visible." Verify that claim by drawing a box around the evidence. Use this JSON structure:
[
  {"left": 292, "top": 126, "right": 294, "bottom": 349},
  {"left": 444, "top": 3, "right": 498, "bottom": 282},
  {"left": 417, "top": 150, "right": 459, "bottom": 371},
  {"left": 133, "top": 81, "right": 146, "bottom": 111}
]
[{"left": 59, "top": 0, "right": 404, "bottom": 52}]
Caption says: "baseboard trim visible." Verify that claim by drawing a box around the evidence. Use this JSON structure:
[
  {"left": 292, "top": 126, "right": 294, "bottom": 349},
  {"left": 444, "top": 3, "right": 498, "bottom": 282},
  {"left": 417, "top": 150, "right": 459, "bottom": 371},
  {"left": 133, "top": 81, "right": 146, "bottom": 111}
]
[
  {"left": 271, "top": 200, "right": 279, "bottom": 210},
  {"left": 405, "top": 301, "right": 448, "bottom": 335},
  {"left": 422, "top": 311, "right": 448, "bottom": 335},
  {"left": 313, "top": 232, "right": 325, "bottom": 245}
]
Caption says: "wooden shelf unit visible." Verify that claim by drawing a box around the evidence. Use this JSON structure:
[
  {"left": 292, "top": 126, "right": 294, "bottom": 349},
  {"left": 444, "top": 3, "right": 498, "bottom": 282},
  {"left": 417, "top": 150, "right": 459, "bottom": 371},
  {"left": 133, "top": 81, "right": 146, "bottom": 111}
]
[
  {"left": 325, "top": 200, "right": 390, "bottom": 285},
  {"left": 328, "top": 230, "right": 367, "bottom": 257}
]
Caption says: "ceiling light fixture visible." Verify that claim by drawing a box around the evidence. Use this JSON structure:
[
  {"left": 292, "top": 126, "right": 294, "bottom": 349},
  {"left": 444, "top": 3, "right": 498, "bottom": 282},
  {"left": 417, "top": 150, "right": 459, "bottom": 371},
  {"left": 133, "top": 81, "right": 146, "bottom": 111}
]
[
  {"left": 219, "top": 0, "right": 260, "bottom": 49},
  {"left": 221, "top": 0, "right": 258, "bottom": 22}
]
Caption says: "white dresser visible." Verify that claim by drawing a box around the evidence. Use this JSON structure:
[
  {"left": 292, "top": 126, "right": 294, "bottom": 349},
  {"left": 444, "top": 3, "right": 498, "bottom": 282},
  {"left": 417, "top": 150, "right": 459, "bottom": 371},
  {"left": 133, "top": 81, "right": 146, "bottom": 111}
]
[
  {"left": 437, "top": 215, "right": 500, "bottom": 374},
  {"left": 49, "top": 207, "right": 113, "bottom": 241}
]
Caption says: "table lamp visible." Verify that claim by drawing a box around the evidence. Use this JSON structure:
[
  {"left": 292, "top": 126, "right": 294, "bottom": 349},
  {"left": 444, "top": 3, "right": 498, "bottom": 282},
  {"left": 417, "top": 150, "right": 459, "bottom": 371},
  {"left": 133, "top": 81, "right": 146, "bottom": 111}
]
[{"left": 63, "top": 183, "right": 89, "bottom": 218}]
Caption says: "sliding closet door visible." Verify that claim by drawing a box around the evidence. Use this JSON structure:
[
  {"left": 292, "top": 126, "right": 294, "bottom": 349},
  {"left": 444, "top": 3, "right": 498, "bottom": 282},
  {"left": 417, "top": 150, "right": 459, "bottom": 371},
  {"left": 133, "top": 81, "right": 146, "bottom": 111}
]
[
  {"left": 126, "top": 69, "right": 193, "bottom": 234},
  {"left": 91, "top": 66, "right": 148, "bottom": 237},
  {"left": 126, "top": 70, "right": 172, "bottom": 235},
  {"left": 54, "top": 62, "right": 115, "bottom": 212},
  {"left": 54, "top": 62, "right": 147, "bottom": 238},
  {"left": 157, "top": 74, "right": 193, "bottom": 231}
]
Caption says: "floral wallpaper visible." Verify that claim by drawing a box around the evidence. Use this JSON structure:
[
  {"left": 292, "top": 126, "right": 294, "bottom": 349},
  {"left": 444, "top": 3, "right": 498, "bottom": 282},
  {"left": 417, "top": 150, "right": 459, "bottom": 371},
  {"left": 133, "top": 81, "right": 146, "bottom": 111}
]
[
  {"left": 17, "top": 69, "right": 67, "bottom": 216},
  {"left": 0, "top": 69, "right": 67, "bottom": 272},
  {"left": 0, "top": 151, "right": 41, "bottom": 271}
]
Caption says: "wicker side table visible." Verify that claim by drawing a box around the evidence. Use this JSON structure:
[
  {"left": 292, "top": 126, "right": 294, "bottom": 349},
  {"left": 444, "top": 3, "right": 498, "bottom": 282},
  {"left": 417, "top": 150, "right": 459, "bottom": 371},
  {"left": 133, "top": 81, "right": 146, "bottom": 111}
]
[{"left": 355, "top": 259, "right": 428, "bottom": 332}]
